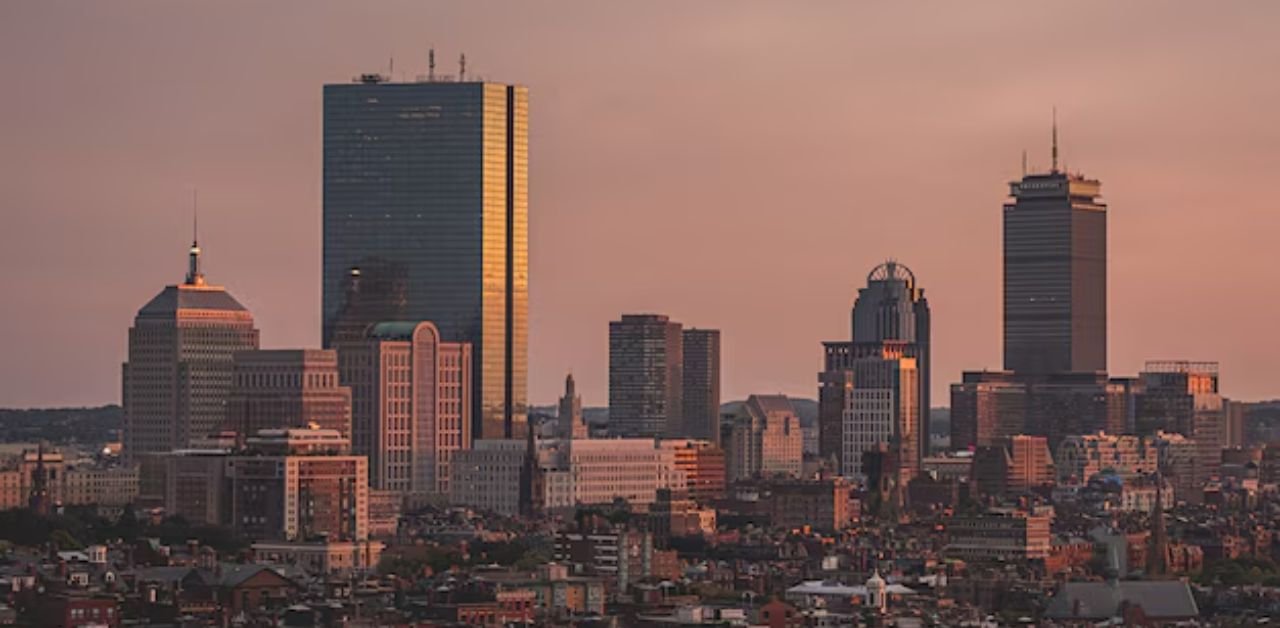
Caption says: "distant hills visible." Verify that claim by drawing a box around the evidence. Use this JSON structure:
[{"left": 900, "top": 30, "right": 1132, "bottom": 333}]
[{"left": 0, "top": 405, "right": 121, "bottom": 445}]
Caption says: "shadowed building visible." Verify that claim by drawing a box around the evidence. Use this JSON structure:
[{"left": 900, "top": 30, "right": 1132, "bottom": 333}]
[
  {"left": 609, "top": 314, "right": 683, "bottom": 438},
  {"left": 1003, "top": 151, "right": 1107, "bottom": 375},
  {"left": 227, "top": 349, "right": 352, "bottom": 441},
  {"left": 323, "top": 75, "right": 527, "bottom": 440},
  {"left": 973, "top": 435, "right": 1054, "bottom": 497},
  {"left": 950, "top": 371, "right": 1026, "bottom": 450},
  {"left": 123, "top": 234, "right": 259, "bottom": 503},
  {"left": 681, "top": 328, "right": 721, "bottom": 444},
  {"left": 1137, "top": 361, "right": 1224, "bottom": 490}
]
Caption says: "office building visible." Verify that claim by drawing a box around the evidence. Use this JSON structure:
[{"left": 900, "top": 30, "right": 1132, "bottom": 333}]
[
  {"left": 681, "top": 328, "right": 721, "bottom": 444},
  {"left": 818, "top": 342, "right": 855, "bottom": 464},
  {"left": 1002, "top": 148, "right": 1107, "bottom": 375},
  {"left": 949, "top": 371, "right": 1026, "bottom": 450},
  {"left": 662, "top": 439, "right": 727, "bottom": 504},
  {"left": 123, "top": 235, "right": 259, "bottom": 503},
  {"left": 450, "top": 439, "right": 529, "bottom": 516},
  {"left": 761, "top": 477, "right": 856, "bottom": 533},
  {"left": 850, "top": 261, "right": 931, "bottom": 454},
  {"left": 555, "top": 439, "right": 687, "bottom": 508},
  {"left": 557, "top": 373, "right": 588, "bottom": 439},
  {"left": 164, "top": 448, "right": 232, "bottom": 526},
  {"left": 227, "top": 428, "right": 370, "bottom": 542},
  {"left": 335, "top": 321, "right": 471, "bottom": 500},
  {"left": 946, "top": 508, "right": 1053, "bottom": 562},
  {"left": 722, "top": 395, "right": 803, "bottom": 481},
  {"left": 840, "top": 345, "right": 920, "bottom": 485},
  {"left": 609, "top": 314, "right": 683, "bottom": 438},
  {"left": 227, "top": 349, "right": 352, "bottom": 440},
  {"left": 1025, "top": 371, "right": 1128, "bottom": 449},
  {"left": 1149, "top": 431, "right": 1198, "bottom": 501},
  {"left": 972, "top": 435, "right": 1054, "bottom": 497},
  {"left": 820, "top": 261, "right": 930, "bottom": 470},
  {"left": 1223, "top": 399, "right": 1246, "bottom": 449},
  {"left": 1137, "top": 361, "right": 1224, "bottom": 488},
  {"left": 323, "top": 75, "right": 528, "bottom": 440},
  {"left": 1055, "top": 432, "right": 1156, "bottom": 484}
]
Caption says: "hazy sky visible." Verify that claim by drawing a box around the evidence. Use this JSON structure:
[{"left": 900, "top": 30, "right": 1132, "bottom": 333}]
[{"left": 2, "top": 2, "right": 1278, "bottom": 408}]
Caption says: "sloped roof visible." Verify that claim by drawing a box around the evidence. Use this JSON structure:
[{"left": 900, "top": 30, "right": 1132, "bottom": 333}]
[
  {"left": 137, "top": 285, "right": 249, "bottom": 317},
  {"left": 1044, "top": 581, "right": 1199, "bottom": 619}
]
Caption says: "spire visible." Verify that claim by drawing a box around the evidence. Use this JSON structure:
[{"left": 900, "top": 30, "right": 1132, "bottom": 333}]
[
  {"left": 565, "top": 372, "right": 576, "bottom": 396},
  {"left": 186, "top": 191, "right": 205, "bottom": 286},
  {"left": 1051, "top": 107, "right": 1059, "bottom": 173}
]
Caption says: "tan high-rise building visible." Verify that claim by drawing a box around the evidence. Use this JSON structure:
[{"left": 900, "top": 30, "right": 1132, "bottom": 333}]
[
  {"left": 123, "top": 234, "right": 259, "bottom": 503},
  {"left": 227, "top": 349, "right": 352, "bottom": 441},
  {"left": 722, "top": 395, "right": 803, "bottom": 481},
  {"left": 336, "top": 321, "right": 471, "bottom": 501}
]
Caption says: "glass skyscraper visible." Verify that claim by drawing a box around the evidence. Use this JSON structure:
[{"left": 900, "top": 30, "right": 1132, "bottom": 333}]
[
  {"left": 1003, "top": 169, "right": 1107, "bottom": 375},
  {"left": 323, "top": 76, "right": 528, "bottom": 440}
]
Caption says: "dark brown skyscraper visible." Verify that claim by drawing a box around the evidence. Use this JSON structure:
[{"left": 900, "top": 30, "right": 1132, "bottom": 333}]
[
  {"left": 609, "top": 314, "right": 683, "bottom": 438},
  {"left": 682, "top": 328, "right": 721, "bottom": 444},
  {"left": 1003, "top": 130, "right": 1107, "bottom": 375}
]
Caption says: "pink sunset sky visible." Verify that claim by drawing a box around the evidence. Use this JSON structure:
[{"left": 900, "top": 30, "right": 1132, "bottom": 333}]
[{"left": 1, "top": 2, "right": 1277, "bottom": 408}]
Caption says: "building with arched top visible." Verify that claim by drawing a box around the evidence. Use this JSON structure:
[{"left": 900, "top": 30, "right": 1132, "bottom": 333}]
[
  {"left": 334, "top": 321, "right": 471, "bottom": 502},
  {"left": 819, "top": 260, "right": 930, "bottom": 481}
]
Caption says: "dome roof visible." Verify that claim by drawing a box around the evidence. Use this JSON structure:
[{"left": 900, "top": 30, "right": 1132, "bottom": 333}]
[{"left": 867, "top": 260, "right": 915, "bottom": 285}]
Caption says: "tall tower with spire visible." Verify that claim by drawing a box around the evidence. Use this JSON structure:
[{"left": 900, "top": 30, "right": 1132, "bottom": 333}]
[
  {"left": 1003, "top": 116, "right": 1107, "bottom": 375},
  {"left": 123, "top": 219, "right": 259, "bottom": 504},
  {"left": 558, "top": 373, "right": 587, "bottom": 439}
]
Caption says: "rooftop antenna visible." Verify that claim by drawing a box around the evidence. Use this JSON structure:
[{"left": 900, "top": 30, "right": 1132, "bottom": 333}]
[
  {"left": 192, "top": 189, "right": 199, "bottom": 245},
  {"left": 428, "top": 48, "right": 436, "bottom": 81},
  {"left": 459, "top": 53, "right": 467, "bottom": 81},
  {"left": 1051, "top": 107, "right": 1059, "bottom": 173},
  {"left": 389, "top": 55, "right": 394, "bottom": 79},
  {"left": 1021, "top": 149, "right": 1027, "bottom": 178},
  {"left": 187, "top": 189, "right": 205, "bottom": 286}
]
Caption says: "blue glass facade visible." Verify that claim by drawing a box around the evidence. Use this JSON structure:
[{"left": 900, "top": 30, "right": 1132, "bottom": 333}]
[{"left": 323, "top": 79, "right": 527, "bottom": 439}]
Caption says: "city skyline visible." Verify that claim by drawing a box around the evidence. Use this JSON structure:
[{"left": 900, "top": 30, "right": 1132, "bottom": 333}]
[{"left": 3, "top": 3, "right": 1280, "bottom": 408}]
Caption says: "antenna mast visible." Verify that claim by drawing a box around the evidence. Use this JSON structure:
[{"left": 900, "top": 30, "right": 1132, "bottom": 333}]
[
  {"left": 459, "top": 53, "right": 467, "bottom": 81},
  {"left": 428, "top": 48, "right": 436, "bottom": 81},
  {"left": 1051, "top": 107, "right": 1059, "bottom": 173}
]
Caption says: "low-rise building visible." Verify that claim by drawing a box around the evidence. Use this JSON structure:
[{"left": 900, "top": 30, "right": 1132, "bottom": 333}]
[{"left": 945, "top": 508, "right": 1053, "bottom": 562}]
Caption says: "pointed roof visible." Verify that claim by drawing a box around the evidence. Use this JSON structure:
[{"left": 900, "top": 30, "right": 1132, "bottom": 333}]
[
  {"left": 137, "top": 285, "right": 249, "bottom": 318},
  {"left": 135, "top": 227, "right": 251, "bottom": 319}
]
